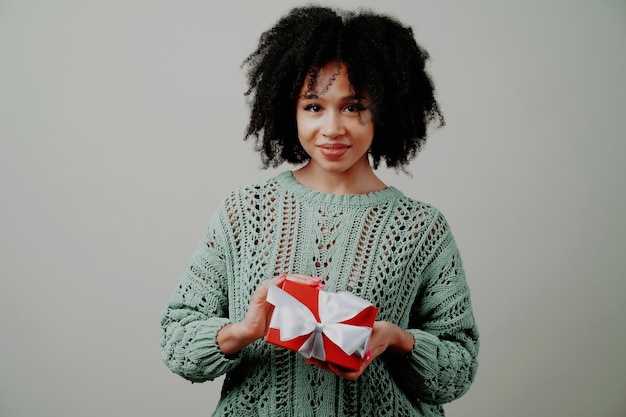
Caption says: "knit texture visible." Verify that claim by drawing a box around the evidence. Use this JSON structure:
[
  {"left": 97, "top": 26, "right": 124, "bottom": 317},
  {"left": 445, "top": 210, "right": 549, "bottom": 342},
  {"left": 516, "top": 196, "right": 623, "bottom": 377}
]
[{"left": 160, "top": 171, "right": 479, "bottom": 417}]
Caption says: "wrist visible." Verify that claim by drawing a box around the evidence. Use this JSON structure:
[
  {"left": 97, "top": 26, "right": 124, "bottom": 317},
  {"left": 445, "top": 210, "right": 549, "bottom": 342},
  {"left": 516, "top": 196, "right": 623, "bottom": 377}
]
[
  {"left": 217, "top": 321, "right": 259, "bottom": 356},
  {"left": 388, "top": 325, "right": 414, "bottom": 355},
  {"left": 231, "top": 320, "right": 260, "bottom": 345}
]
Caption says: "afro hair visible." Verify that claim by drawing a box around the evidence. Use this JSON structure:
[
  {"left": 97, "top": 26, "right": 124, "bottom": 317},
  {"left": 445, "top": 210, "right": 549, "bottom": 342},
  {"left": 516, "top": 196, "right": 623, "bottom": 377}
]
[{"left": 243, "top": 5, "right": 444, "bottom": 169}]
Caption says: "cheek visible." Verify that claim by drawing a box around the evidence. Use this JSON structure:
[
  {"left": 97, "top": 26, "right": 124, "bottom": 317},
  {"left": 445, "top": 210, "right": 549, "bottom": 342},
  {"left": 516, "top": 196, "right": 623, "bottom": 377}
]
[
  {"left": 296, "top": 117, "right": 317, "bottom": 139},
  {"left": 352, "top": 121, "right": 375, "bottom": 144}
]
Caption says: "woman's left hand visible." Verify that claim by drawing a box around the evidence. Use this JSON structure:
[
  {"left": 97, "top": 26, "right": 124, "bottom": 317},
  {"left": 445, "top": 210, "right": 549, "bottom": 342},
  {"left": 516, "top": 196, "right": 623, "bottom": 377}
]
[{"left": 305, "top": 321, "right": 414, "bottom": 381}]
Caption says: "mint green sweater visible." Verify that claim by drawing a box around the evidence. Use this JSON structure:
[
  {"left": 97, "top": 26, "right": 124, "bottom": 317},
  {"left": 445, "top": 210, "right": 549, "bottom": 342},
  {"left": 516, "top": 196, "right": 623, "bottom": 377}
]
[{"left": 160, "top": 171, "right": 479, "bottom": 416}]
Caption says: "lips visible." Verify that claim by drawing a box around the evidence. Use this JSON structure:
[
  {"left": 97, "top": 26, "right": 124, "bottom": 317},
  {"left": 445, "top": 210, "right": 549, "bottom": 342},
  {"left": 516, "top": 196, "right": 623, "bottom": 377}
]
[{"left": 319, "top": 144, "right": 350, "bottom": 158}]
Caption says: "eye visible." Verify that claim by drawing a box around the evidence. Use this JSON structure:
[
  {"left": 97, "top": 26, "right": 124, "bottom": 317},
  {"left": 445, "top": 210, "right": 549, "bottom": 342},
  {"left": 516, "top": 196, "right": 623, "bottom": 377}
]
[
  {"left": 343, "top": 103, "right": 365, "bottom": 113},
  {"left": 304, "top": 104, "right": 321, "bottom": 113}
]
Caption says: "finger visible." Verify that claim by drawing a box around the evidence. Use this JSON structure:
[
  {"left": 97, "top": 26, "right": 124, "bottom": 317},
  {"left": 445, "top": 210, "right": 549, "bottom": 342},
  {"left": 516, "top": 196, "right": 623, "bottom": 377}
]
[
  {"left": 328, "top": 363, "right": 361, "bottom": 381},
  {"left": 270, "top": 273, "right": 287, "bottom": 285},
  {"left": 257, "top": 274, "right": 286, "bottom": 295},
  {"left": 286, "top": 274, "right": 323, "bottom": 283},
  {"left": 305, "top": 358, "right": 332, "bottom": 372},
  {"left": 286, "top": 274, "right": 326, "bottom": 289}
]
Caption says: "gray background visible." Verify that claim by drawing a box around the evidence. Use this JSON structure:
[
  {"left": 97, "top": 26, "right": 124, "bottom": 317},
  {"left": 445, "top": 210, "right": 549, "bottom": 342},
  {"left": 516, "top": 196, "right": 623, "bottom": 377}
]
[{"left": 1, "top": 0, "right": 625, "bottom": 416}]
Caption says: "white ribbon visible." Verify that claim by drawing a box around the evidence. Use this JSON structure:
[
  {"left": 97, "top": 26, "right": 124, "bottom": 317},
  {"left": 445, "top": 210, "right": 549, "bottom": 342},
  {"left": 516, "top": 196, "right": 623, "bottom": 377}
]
[{"left": 267, "top": 284, "right": 373, "bottom": 361}]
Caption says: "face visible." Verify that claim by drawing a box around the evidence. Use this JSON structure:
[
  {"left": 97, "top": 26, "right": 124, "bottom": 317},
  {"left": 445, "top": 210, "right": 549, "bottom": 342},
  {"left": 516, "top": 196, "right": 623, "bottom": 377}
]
[{"left": 296, "top": 62, "right": 374, "bottom": 178}]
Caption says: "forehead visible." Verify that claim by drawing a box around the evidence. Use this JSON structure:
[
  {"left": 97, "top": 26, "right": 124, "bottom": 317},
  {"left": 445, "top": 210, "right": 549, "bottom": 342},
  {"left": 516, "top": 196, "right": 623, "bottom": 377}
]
[{"left": 299, "top": 62, "right": 360, "bottom": 98}]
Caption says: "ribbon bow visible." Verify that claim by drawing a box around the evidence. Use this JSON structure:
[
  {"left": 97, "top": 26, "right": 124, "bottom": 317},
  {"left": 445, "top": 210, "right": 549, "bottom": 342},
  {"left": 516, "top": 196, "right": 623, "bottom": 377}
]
[{"left": 267, "top": 283, "right": 373, "bottom": 361}]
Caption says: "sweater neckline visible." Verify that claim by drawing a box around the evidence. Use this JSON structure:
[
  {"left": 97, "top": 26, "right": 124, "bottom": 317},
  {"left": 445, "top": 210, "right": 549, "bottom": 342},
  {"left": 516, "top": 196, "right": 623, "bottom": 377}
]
[{"left": 275, "top": 171, "right": 401, "bottom": 207}]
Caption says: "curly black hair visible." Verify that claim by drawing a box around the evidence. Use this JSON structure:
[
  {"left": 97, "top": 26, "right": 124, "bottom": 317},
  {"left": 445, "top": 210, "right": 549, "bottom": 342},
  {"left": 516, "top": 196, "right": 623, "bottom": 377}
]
[{"left": 242, "top": 5, "right": 444, "bottom": 169}]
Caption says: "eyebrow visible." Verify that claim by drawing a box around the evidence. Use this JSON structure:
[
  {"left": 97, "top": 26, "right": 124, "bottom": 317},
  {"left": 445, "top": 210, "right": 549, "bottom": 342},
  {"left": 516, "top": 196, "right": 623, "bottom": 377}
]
[{"left": 300, "top": 93, "right": 365, "bottom": 100}]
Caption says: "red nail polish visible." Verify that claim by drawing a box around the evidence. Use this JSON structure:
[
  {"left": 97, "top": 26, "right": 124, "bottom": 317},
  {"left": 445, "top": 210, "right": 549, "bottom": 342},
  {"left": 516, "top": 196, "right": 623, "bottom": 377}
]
[{"left": 365, "top": 350, "right": 372, "bottom": 361}]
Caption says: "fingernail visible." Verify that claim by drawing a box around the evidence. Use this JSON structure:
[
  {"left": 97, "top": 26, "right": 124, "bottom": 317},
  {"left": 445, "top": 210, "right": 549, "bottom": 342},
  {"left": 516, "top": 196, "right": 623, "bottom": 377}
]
[
  {"left": 278, "top": 273, "right": 287, "bottom": 279},
  {"left": 365, "top": 350, "right": 372, "bottom": 361},
  {"left": 316, "top": 283, "right": 326, "bottom": 290}
]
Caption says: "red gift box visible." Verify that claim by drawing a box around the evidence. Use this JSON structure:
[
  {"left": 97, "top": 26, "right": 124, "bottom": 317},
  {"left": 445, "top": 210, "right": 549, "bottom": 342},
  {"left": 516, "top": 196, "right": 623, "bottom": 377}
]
[{"left": 265, "top": 280, "right": 378, "bottom": 371}]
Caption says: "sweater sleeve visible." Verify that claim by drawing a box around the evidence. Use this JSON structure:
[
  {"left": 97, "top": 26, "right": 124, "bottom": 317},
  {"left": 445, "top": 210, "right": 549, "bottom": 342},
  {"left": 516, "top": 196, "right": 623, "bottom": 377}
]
[
  {"left": 388, "top": 211, "right": 479, "bottom": 405},
  {"left": 159, "top": 204, "right": 242, "bottom": 383}
]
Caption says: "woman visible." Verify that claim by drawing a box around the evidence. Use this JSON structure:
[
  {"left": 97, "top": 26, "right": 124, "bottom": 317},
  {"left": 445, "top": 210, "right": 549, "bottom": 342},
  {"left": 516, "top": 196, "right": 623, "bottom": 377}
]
[{"left": 160, "top": 5, "right": 479, "bottom": 416}]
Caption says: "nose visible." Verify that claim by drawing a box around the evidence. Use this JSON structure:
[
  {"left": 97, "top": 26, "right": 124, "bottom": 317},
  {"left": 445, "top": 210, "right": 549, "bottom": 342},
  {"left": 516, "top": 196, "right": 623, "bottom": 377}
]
[{"left": 321, "top": 111, "right": 345, "bottom": 138}]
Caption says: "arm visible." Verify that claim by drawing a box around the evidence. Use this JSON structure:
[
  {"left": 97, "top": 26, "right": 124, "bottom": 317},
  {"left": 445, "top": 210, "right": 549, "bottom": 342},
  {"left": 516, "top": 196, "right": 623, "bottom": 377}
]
[
  {"left": 160, "top": 204, "right": 322, "bottom": 382},
  {"left": 304, "top": 211, "right": 478, "bottom": 394},
  {"left": 216, "top": 273, "right": 292, "bottom": 355},
  {"left": 159, "top": 209, "right": 241, "bottom": 383},
  {"left": 388, "top": 212, "right": 479, "bottom": 405}
]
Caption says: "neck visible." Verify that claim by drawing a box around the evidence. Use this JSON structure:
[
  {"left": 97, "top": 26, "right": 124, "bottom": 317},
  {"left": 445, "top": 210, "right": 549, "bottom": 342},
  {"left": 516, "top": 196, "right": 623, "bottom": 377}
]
[{"left": 293, "top": 163, "right": 387, "bottom": 195}]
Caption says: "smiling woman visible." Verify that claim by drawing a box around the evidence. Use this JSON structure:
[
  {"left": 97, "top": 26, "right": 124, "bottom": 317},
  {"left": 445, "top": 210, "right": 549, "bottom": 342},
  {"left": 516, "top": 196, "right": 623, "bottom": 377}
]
[
  {"left": 2, "top": 0, "right": 626, "bottom": 416},
  {"left": 294, "top": 62, "right": 383, "bottom": 194},
  {"left": 159, "top": 5, "right": 479, "bottom": 417},
  {"left": 241, "top": 6, "right": 444, "bottom": 172}
]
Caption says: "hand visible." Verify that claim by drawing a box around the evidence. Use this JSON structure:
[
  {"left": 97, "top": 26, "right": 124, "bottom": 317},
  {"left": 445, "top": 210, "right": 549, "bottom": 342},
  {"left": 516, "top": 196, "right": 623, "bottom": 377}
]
[
  {"left": 237, "top": 273, "right": 288, "bottom": 342},
  {"left": 305, "top": 321, "right": 414, "bottom": 381},
  {"left": 245, "top": 273, "right": 326, "bottom": 339},
  {"left": 217, "top": 273, "right": 325, "bottom": 355}
]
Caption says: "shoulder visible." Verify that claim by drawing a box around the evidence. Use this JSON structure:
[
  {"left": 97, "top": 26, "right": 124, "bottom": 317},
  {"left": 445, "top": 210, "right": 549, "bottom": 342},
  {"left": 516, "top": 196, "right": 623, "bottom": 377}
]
[
  {"left": 216, "top": 171, "right": 291, "bottom": 213},
  {"left": 390, "top": 189, "right": 445, "bottom": 226},
  {"left": 387, "top": 190, "right": 461, "bottom": 254},
  {"left": 227, "top": 171, "right": 289, "bottom": 198}
]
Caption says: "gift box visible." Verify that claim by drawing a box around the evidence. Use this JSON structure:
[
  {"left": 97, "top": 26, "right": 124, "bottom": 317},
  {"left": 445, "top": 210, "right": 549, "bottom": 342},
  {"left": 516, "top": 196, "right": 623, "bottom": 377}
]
[{"left": 265, "top": 280, "right": 378, "bottom": 371}]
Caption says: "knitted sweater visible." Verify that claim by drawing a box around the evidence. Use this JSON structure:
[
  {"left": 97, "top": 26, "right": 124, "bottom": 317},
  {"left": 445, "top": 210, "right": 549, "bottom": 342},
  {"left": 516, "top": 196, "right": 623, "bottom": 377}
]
[{"left": 160, "top": 171, "right": 479, "bottom": 417}]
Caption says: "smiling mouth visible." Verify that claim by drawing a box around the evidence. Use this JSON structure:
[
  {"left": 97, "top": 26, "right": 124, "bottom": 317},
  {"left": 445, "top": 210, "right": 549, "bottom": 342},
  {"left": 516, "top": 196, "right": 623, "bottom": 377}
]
[{"left": 319, "top": 144, "right": 350, "bottom": 158}]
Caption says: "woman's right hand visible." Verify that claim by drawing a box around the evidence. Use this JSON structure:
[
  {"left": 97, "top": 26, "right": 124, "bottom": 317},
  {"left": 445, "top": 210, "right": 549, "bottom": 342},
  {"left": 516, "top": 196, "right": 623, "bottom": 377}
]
[{"left": 216, "top": 273, "right": 325, "bottom": 355}]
